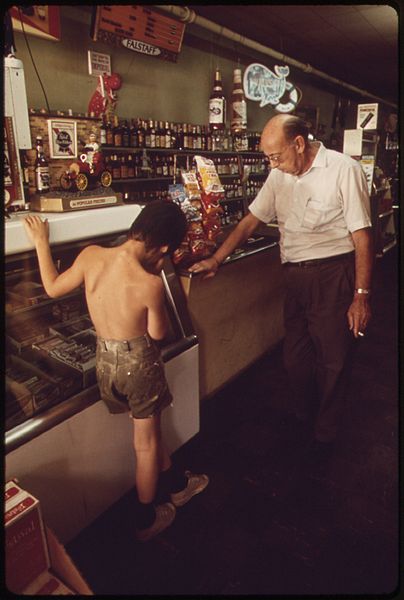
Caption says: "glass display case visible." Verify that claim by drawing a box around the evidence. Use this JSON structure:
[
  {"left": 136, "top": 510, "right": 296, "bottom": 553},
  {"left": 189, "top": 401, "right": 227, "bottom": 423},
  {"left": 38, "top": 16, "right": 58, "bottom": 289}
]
[{"left": 5, "top": 205, "right": 198, "bottom": 451}]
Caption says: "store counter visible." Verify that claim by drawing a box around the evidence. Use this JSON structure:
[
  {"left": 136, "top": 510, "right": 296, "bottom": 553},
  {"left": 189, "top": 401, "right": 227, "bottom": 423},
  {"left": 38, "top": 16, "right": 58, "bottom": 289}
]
[{"left": 179, "top": 233, "right": 285, "bottom": 399}]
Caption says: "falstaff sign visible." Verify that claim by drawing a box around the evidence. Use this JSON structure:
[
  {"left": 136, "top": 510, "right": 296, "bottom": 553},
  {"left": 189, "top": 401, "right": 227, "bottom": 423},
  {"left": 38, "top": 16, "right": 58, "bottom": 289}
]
[
  {"left": 243, "top": 64, "right": 301, "bottom": 113},
  {"left": 91, "top": 5, "right": 185, "bottom": 63}
]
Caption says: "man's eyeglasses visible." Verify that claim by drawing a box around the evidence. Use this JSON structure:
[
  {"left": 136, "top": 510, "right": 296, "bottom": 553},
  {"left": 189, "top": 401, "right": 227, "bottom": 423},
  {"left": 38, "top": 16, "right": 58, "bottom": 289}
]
[{"left": 267, "top": 140, "right": 297, "bottom": 166}]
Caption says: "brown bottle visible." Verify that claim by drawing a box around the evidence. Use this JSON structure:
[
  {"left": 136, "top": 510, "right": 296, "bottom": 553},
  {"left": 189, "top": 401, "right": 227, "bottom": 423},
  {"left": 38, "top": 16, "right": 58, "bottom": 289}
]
[
  {"left": 34, "top": 136, "right": 50, "bottom": 193},
  {"left": 113, "top": 116, "right": 122, "bottom": 147}
]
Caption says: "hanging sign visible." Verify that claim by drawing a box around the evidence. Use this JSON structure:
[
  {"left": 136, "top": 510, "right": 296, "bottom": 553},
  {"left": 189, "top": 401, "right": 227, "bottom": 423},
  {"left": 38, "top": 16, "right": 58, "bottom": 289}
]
[
  {"left": 243, "top": 63, "right": 300, "bottom": 113},
  {"left": 88, "top": 51, "right": 111, "bottom": 77},
  {"left": 9, "top": 6, "right": 60, "bottom": 41},
  {"left": 356, "top": 103, "right": 378, "bottom": 130},
  {"left": 91, "top": 6, "right": 185, "bottom": 63}
]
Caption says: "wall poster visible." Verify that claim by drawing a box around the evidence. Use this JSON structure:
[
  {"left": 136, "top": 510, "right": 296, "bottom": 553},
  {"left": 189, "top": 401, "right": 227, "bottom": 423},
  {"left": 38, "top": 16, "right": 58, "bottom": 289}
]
[{"left": 47, "top": 120, "right": 77, "bottom": 159}]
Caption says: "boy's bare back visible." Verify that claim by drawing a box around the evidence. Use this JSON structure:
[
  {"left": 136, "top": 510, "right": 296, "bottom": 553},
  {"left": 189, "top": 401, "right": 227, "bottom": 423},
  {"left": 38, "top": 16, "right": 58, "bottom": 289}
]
[
  {"left": 23, "top": 211, "right": 177, "bottom": 343},
  {"left": 82, "top": 244, "right": 165, "bottom": 341}
]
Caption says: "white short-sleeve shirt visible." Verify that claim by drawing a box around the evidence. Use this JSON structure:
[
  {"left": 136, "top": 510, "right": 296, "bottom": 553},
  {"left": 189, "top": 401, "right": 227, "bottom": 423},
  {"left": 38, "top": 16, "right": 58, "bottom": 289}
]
[{"left": 249, "top": 142, "right": 372, "bottom": 263}]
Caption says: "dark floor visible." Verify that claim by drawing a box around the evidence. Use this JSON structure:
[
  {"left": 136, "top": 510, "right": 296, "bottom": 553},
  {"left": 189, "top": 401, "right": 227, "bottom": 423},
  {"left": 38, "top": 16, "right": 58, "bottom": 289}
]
[{"left": 67, "top": 245, "right": 400, "bottom": 597}]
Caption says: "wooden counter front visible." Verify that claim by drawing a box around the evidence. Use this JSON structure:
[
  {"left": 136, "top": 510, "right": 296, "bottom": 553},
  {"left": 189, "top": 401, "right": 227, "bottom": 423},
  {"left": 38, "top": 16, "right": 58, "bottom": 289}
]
[{"left": 180, "top": 244, "right": 285, "bottom": 399}]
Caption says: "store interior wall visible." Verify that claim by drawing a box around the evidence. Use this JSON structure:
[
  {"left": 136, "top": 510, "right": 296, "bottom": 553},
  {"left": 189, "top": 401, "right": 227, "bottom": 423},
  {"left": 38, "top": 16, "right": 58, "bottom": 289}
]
[{"left": 13, "top": 5, "right": 350, "bottom": 139}]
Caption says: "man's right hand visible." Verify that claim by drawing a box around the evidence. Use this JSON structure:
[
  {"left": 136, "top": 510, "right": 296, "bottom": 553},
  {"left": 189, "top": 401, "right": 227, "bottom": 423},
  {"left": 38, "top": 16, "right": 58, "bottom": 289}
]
[{"left": 188, "top": 256, "right": 220, "bottom": 279}]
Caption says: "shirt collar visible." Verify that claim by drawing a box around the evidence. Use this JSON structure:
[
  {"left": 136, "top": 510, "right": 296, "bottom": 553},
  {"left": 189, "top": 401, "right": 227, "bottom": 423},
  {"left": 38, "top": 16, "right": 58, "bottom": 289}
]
[{"left": 297, "top": 141, "right": 326, "bottom": 178}]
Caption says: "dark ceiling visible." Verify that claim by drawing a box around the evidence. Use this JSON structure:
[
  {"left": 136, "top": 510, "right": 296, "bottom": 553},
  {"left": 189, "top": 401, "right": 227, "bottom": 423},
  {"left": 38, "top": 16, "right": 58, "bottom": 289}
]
[{"left": 188, "top": 4, "right": 399, "bottom": 106}]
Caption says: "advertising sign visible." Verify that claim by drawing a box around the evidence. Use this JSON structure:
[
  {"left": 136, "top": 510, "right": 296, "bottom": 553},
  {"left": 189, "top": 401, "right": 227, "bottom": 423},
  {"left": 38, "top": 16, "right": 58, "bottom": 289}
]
[
  {"left": 91, "top": 5, "right": 185, "bottom": 63},
  {"left": 9, "top": 6, "right": 60, "bottom": 41}
]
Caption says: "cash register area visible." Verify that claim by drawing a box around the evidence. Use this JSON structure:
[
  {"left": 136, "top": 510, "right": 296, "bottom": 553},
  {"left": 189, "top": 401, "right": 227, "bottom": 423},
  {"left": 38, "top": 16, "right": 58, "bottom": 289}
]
[{"left": 64, "top": 244, "right": 398, "bottom": 596}]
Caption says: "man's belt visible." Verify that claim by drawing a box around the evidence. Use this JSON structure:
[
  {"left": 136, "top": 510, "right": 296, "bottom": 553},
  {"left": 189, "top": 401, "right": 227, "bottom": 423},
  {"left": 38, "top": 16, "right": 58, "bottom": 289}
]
[{"left": 284, "top": 251, "right": 354, "bottom": 268}]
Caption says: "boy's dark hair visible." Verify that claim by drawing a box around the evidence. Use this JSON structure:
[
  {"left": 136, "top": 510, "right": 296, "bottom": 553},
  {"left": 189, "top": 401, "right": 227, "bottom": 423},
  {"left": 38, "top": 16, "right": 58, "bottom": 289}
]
[{"left": 128, "top": 200, "right": 187, "bottom": 254}]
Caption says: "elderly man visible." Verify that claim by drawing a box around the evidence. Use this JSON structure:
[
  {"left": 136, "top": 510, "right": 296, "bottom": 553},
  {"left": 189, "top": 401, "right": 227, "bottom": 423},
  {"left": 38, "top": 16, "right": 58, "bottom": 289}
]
[{"left": 190, "top": 114, "right": 372, "bottom": 463}]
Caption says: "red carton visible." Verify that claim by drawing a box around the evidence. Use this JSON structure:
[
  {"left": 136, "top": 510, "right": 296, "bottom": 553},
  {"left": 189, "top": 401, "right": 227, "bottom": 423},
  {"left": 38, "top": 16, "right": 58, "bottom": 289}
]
[{"left": 5, "top": 480, "right": 51, "bottom": 594}]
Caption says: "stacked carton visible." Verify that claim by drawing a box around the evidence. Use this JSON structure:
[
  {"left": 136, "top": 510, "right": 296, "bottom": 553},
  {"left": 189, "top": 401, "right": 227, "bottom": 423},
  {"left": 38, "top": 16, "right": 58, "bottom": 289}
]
[{"left": 5, "top": 480, "right": 75, "bottom": 595}]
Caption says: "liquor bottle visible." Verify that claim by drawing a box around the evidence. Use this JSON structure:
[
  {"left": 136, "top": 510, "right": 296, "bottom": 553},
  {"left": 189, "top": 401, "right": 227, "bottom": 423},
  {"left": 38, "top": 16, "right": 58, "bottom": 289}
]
[
  {"left": 130, "top": 119, "right": 138, "bottom": 148},
  {"left": 165, "top": 122, "right": 171, "bottom": 149},
  {"left": 209, "top": 69, "right": 226, "bottom": 131},
  {"left": 120, "top": 155, "right": 128, "bottom": 179},
  {"left": 183, "top": 123, "right": 189, "bottom": 149},
  {"left": 230, "top": 68, "right": 247, "bottom": 133},
  {"left": 137, "top": 119, "right": 145, "bottom": 148},
  {"left": 155, "top": 154, "right": 162, "bottom": 177},
  {"left": 106, "top": 118, "right": 114, "bottom": 146},
  {"left": 34, "top": 136, "right": 50, "bottom": 194},
  {"left": 99, "top": 116, "right": 107, "bottom": 146},
  {"left": 177, "top": 123, "right": 184, "bottom": 150},
  {"left": 112, "top": 154, "right": 121, "bottom": 180},
  {"left": 113, "top": 116, "right": 122, "bottom": 147},
  {"left": 127, "top": 154, "right": 135, "bottom": 178},
  {"left": 170, "top": 123, "right": 177, "bottom": 150},
  {"left": 122, "top": 120, "right": 130, "bottom": 147},
  {"left": 157, "top": 121, "right": 164, "bottom": 148}
]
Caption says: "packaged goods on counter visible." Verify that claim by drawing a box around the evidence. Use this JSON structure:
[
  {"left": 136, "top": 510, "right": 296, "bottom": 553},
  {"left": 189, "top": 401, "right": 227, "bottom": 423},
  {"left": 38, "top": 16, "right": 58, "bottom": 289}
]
[
  {"left": 7, "top": 281, "right": 49, "bottom": 307},
  {"left": 169, "top": 158, "right": 225, "bottom": 266},
  {"left": 49, "top": 315, "right": 94, "bottom": 339},
  {"left": 32, "top": 333, "right": 96, "bottom": 387},
  {"left": 51, "top": 298, "right": 84, "bottom": 322},
  {"left": 169, "top": 182, "right": 209, "bottom": 264},
  {"left": 6, "top": 317, "right": 52, "bottom": 352}
]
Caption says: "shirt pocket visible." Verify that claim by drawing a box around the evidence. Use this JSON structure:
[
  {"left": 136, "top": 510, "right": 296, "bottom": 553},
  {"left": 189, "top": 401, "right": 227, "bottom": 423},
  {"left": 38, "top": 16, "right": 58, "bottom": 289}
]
[{"left": 300, "top": 198, "right": 342, "bottom": 231}]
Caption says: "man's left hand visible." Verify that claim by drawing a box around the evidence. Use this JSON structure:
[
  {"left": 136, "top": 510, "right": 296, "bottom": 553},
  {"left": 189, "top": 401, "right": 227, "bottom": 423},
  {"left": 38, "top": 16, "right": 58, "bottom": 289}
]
[{"left": 347, "top": 295, "right": 371, "bottom": 338}]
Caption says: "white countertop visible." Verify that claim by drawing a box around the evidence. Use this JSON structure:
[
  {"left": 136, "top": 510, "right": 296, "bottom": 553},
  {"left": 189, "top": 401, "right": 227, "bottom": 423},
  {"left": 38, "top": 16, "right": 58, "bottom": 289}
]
[{"left": 5, "top": 204, "right": 143, "bottom": 255}]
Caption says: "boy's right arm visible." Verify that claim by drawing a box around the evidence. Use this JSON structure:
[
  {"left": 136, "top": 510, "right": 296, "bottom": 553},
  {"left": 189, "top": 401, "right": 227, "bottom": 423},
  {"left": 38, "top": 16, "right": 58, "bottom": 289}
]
[
  {"left": 24, "top": 216, "right": 86, "bottom": 298},
  {"left": 146, "top": 277, "right": 169, "bottom": 341}
]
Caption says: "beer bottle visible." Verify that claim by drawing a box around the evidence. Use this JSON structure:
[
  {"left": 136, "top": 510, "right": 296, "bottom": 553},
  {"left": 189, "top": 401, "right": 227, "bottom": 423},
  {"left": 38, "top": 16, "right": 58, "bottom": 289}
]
[
  {"left": 34, "top": 136, "right": 50, "bottom": 193},
  {"left": 209, "top": 69, "right": 226, "bottom": 131}
]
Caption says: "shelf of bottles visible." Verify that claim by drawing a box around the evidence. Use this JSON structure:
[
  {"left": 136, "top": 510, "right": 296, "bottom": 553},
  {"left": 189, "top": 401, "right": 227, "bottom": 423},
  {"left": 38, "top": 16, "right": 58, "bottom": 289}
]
[{"left": 101, "top": 117, "right": 269, "bottom": 217}]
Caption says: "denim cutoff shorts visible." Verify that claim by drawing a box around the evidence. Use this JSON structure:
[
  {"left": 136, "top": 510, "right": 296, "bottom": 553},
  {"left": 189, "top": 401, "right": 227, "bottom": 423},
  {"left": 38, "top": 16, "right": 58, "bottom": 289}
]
[{"left": 96, "top": 333, "right": 172, "bottom": 419}]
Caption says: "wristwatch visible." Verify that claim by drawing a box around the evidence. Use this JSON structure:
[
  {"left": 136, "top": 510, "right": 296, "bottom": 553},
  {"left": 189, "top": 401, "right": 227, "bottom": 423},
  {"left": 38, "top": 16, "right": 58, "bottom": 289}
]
[{"left": 355, "top": 288, "right": 371, "bottom": 295}]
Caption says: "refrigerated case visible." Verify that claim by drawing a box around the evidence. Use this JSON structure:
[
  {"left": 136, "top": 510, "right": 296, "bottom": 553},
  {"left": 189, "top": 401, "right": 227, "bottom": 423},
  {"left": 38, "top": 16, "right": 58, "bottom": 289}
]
[{"left": 5, "top": 204, "right": 199, "bottom": 543}]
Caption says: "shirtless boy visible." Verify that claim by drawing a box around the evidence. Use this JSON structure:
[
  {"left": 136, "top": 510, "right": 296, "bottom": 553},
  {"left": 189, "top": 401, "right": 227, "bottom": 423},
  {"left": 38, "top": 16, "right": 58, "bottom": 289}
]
[{"left": 24, "top": 200, "right": 209, "bottom": 541}]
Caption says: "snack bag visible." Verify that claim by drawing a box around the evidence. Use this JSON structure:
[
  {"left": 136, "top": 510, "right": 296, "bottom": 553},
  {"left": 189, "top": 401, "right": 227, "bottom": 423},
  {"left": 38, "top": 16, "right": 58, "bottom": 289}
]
[
  {"left": 194, "top": 155, "right": 225, "bottom": 194},
  {"left": 181, "top": 170, "right": 202, "bottom": 200},
  {"left": 200, "top": 191, "right": 223, "bottom": 216}
]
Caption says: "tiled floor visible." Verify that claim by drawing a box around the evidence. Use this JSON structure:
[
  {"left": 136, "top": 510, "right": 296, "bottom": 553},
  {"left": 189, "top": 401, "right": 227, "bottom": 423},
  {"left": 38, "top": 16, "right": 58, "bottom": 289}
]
[{"left": 67, "top": 246, "right": 399, "bottom": 596}]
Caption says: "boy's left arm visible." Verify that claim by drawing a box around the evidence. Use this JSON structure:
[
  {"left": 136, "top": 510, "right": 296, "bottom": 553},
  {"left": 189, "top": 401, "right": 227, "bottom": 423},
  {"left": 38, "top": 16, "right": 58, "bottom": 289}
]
[{"left": 24, "top": 215, "right": 86, "bottom": 298}]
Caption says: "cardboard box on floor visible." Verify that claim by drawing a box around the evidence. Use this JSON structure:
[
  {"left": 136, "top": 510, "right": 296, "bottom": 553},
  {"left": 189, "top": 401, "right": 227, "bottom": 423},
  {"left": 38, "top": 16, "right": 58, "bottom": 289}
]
[{"left": 5, "top": 480, "right": 92, "bottom": 595}]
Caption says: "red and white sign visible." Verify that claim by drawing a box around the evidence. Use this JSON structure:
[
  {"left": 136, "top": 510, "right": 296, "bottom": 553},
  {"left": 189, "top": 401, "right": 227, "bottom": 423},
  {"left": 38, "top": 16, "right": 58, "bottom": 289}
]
[{"left": 9, "top": 6, "right": 61, "bottom": 42}]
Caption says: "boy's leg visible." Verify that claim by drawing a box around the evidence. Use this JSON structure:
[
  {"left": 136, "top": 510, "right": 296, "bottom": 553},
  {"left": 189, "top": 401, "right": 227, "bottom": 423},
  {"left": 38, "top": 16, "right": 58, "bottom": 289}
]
[
  {"left": 132, "top": 414, "right": 160, "bottom": 503},
  {"left": 132, "top": 413, "right": 176, "bottom": 541}
]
